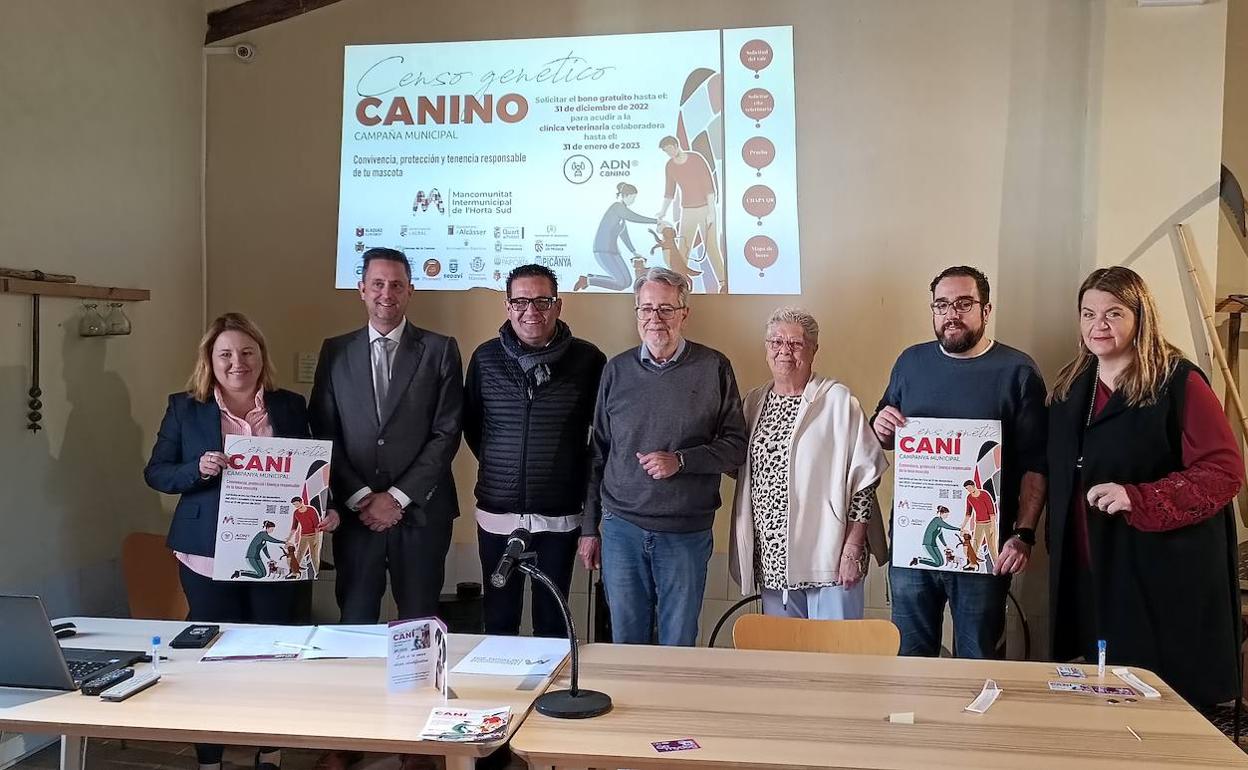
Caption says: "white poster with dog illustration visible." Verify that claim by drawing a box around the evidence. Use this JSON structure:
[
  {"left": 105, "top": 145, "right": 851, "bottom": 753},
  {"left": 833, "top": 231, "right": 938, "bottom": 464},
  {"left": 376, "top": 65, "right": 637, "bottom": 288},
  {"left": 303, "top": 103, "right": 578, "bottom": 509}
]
[
  {"left": 213, "top": 435, "right": 333, "bottom": 582},
  {"left": 891, "top": 418, "right": 1003, "bottom": 575},
  {"left": 335, "top": 27, "right": 799, "bottom": 294}
]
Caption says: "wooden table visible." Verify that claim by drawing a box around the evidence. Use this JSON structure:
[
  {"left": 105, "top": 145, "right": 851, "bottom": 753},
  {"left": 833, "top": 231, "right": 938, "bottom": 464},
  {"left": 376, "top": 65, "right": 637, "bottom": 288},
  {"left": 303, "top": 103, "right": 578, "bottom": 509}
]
[
  {"left": 0, "top": 618, "right": 559, "bottom": 770},
  {"left": 510, "top": 643, "right": 1248, "bottom": 769}
]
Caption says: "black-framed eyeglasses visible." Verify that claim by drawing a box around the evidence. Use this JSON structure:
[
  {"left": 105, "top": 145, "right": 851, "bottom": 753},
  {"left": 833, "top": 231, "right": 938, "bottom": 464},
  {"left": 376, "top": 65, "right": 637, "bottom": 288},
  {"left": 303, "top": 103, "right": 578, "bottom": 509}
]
[
  {"left": 507, "top": 296, "right": 558, "bottom": 312},
  {"left": 765, "top": 338, "right": 807, "bottom": 353},
  {"left": 930, "top": 298, "right": 982, "bottom": 316},
  {"left": 636, "top": 305, "right": 686, "bottom": 320}
]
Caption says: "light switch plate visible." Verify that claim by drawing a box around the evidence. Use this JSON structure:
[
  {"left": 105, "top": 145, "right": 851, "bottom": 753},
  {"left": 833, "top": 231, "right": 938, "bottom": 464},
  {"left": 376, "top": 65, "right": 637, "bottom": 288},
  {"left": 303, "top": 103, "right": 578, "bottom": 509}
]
[{"left": 296, "top": 352, "right": 318, "bottom": 384}]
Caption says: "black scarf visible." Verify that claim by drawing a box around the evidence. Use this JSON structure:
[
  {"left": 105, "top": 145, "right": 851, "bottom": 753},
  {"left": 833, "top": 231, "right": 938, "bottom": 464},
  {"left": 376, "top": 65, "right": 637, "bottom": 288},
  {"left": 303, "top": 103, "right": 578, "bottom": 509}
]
[{"left": 498, "top": 319, "right": 572, "bottom": 388}]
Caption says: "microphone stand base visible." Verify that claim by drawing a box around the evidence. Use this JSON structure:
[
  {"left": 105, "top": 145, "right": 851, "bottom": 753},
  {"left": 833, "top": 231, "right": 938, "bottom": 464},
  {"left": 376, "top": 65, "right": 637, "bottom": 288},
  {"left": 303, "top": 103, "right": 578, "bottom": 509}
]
[{"left": 534, "top": 688, "right": 612, "bottom": 719}]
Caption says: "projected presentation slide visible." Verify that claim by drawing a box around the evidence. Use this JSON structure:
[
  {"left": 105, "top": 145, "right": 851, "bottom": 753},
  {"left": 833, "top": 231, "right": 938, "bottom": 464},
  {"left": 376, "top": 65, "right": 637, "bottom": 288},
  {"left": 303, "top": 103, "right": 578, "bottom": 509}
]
[{"left": 336, "top": 26, "right": 798, "bottom": 295}]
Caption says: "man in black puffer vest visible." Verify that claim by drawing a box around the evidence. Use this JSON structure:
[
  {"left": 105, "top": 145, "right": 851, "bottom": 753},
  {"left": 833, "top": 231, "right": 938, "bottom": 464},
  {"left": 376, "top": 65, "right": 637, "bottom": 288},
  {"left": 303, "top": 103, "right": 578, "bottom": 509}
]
[{"left": 465, "top": 264, "right": 606, "bottom": 637}]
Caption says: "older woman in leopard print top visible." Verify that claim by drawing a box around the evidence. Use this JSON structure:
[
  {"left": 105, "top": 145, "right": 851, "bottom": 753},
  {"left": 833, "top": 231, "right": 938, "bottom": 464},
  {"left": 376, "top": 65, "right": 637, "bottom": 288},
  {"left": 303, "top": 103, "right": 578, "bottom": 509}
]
[{"left": 729, "top": 308, "right": 889, "bottom": 619}]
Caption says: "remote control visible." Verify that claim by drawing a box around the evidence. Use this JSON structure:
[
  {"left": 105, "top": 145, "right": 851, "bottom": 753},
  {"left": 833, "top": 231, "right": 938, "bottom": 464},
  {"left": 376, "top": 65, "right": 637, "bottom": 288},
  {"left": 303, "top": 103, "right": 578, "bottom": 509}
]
[
  {"left": 1112, "top": 667, "right": 1161, "bottom": 699},
  {"left": 170, "top": 623, "right": 219, "bottom": 649},
  {"left": 81, "top": 667, "right": 135, "bottom": 696},
  {"left": 100, "top": 671, "right": 160, "bottom": 702}
]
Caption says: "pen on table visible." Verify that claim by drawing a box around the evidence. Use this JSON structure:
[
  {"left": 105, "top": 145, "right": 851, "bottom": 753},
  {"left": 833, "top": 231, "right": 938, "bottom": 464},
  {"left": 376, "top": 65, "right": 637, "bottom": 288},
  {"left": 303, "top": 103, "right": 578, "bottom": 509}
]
[
  {"left": 1126, "top": 725, "right": 1142, "bottom": 741},
  {"left": 273, "top": 642, "right": 322, "bottom": 651}
]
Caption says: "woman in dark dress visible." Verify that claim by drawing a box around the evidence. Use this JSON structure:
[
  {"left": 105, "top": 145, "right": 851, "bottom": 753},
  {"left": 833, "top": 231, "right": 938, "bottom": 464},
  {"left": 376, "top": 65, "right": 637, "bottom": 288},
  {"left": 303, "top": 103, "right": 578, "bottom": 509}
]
[{"left": 1047, "top": 266, "right": 1242, "bottom": 708}]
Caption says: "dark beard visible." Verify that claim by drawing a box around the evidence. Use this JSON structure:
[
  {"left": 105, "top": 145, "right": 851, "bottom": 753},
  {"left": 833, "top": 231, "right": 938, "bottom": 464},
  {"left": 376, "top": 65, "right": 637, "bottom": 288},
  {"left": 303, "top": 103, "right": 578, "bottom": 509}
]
[{"left": 936, "top": 321, "right": 984, "bottom": 354}]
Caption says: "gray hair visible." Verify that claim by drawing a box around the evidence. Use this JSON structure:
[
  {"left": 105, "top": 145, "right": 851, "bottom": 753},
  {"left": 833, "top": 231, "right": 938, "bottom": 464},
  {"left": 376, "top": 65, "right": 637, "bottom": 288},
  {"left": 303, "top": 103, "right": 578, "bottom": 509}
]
[
  {"left": 765, "top": 306, "right": 819, "bottom": 342},
  {"left": 633, "top": 267, "right": 690, "bottom": 307}
]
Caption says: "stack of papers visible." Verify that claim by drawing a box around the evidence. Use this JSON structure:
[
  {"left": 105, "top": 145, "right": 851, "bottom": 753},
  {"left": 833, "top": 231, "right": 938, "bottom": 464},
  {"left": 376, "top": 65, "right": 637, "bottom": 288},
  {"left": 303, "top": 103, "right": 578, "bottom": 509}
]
[
  {"left": 420, "top": 707, "right": 511, "bottom": 742},
  {"left": 201, "top": 625, "right": 388, "bottom": 661}
]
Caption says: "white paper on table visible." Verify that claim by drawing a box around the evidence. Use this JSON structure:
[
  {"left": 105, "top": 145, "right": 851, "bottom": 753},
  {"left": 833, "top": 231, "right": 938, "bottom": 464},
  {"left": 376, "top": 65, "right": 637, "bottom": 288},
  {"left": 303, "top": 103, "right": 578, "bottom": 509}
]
[
  {"left": 200, "top": 626, "right": 316, "bottom": 661},
  {"left": 963, "top": 679, "right": 1002, "bottom": 713},
  {"left": 450, "top": 636, "right": 570, "bottom": 676},
  {"left": 302, "top": 625, "right": 388, "bottom": 659}
]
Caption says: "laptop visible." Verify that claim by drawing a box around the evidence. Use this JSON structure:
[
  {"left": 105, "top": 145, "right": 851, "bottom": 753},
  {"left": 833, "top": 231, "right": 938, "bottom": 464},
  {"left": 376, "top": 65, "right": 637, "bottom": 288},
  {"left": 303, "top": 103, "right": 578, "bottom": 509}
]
[{"left": 0, "top": 595, "right": 144, "bottom": 690}]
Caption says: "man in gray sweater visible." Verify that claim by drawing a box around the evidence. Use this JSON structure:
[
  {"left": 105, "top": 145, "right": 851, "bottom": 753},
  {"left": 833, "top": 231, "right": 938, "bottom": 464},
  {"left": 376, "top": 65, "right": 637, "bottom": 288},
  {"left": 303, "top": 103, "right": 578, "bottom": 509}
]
[{"left": 578, "top": 267, "right": 747, "bottom": 646}]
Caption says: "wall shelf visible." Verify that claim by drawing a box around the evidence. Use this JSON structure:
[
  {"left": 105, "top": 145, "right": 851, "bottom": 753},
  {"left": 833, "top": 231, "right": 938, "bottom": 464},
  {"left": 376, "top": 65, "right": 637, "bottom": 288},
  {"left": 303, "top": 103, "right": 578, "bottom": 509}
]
[{"left": 0, "top": 278, "right": 150, "bottom": 302}]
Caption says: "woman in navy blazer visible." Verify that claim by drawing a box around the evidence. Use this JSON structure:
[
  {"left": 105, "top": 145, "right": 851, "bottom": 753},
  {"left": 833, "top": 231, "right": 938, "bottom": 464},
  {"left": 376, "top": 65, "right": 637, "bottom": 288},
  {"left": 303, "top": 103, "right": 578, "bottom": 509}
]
[{"left": 144, "top": 312, "right": 337, "bottom": 770}]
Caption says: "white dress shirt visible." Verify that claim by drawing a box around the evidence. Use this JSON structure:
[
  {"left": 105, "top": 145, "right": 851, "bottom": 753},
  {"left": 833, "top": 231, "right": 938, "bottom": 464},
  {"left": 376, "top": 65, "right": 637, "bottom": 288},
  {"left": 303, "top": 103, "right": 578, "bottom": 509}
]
[
  {"left": 474, "top": 508, "right": 583, "bottom": 535},
  {"left": 345, "top": 323, "right": 413, "bottom": 512}
]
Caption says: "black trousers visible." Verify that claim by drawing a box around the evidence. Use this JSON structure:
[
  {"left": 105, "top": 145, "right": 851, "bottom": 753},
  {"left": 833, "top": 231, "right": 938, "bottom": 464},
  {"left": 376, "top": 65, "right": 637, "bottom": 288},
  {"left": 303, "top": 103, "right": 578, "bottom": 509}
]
[
  {"left": 179, "top": 564, "right": 298, "bottom": 764},
  {"left": 477, "top": 526, "right": 579, "bottom": 638},
  {"left": 332, "top": 515, "right": 454, "bottom": 623}
]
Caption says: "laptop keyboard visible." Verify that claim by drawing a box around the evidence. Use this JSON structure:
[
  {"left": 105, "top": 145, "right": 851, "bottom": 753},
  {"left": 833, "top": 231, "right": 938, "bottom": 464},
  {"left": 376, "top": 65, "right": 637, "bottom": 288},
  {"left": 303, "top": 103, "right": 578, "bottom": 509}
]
[{"left": 66, "top": 659, "right": 109, "bottom": 685}]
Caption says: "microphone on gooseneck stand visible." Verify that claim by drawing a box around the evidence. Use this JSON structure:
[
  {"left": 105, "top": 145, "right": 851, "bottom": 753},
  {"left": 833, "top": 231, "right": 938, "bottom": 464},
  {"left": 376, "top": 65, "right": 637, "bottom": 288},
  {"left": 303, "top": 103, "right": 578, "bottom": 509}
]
[
  {"left": 490, "top": 528, "right": 532, "bottom": 589},
  {"left": 489, "top": 526, "right": 612, "bottom": 719}
]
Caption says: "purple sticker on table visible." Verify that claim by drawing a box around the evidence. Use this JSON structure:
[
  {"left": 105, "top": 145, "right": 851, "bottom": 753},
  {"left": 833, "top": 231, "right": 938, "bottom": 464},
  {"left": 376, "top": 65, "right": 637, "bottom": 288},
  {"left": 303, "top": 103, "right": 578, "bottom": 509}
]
[{"left": 652, "top": 739, "right": 701, "bottom": 753}]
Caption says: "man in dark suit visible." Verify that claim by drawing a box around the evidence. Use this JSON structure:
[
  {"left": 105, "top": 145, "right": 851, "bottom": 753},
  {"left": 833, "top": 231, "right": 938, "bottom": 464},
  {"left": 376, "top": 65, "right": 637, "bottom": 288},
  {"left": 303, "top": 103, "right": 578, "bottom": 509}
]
[{"left": 310, "top": 247, "right": 463, "bottom": 624}]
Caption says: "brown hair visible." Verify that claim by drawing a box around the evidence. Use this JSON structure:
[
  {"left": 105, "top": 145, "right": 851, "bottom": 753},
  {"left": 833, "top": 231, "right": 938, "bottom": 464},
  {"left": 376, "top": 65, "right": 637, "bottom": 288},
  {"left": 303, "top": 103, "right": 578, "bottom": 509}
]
[
  {"left": 1049, "top": 266, "right": 1183, "bottom": 407},
  {"left": 186, "top": 312, "right": 277, "bottom": 402}
]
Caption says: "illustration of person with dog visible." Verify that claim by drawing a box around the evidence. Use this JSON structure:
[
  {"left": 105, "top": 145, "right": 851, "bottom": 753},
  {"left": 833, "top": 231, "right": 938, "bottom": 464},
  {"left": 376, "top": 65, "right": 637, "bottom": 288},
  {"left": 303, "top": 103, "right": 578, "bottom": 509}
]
[
  {"left": 909, "top": 506, "right": 962, "bottom": 568},
  {"left": 286, "top": 495, "right": 326, "bottom": 579},
  {"left": 231, "top": 521, "right": 285, "bottom": 579},
  {"left": 963, "top": 479, "right": 999, "bottom": 564},
  {"left": 654, "top": 136, "right": 727, "bottom": 293},
  {"left": 573, "top": 182, "right": 659, "bottom": 292}
]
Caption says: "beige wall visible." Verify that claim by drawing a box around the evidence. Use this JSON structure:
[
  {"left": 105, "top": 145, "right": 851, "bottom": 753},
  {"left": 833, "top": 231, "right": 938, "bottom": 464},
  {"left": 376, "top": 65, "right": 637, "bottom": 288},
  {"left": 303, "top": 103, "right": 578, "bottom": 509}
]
[
  {"left": 204, "top": 0, "right": 1092, "bottom": 637},
  {"left": 205, "top": 0, "right": 1089, "bottom": 514},
  {"left": 1084, "top": 0, "right": 1227, "bottom": 361},
  {"left": 0, "top": 0, "right": 1230, "bottom": 647},
  {"left": 1216, "top": 0, "right": 1248, "bottom": 528},
  {"left": 0, "top": 1, "right": 205, "bottom": 615},
  {"left": 1219, "top": 0, "right": 1248, "bottom": 360}
]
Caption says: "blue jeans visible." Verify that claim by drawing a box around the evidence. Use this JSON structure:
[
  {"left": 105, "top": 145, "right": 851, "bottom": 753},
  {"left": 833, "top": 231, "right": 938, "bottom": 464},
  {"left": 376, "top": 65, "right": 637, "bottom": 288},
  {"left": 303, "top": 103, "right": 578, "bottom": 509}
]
[
  {"left": 889, "top": 564, "right": 1010, "bottom": 659},
  {"left": 599, "top": 511, "right": 712, "bottom": 646}
]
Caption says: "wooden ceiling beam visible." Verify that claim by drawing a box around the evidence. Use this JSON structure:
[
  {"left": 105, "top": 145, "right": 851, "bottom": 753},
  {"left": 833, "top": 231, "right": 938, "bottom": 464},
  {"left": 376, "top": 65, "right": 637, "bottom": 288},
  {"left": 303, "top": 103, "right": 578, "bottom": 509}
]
[{"left": 206, "top": 0, "right": 347, "bottom": 44}]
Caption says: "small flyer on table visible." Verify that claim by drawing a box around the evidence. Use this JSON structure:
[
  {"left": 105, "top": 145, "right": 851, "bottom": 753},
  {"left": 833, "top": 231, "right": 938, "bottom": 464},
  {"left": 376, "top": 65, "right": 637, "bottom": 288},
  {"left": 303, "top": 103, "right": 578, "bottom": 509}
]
[
  {"left": 388, "top": 618, "right": 448, "bottom": 696},
  {"left": 891, "top": 417, "right": 1003, "bottom": 574},
  {"left": 419, "top": 707, "right": 511, "bottom": 742},
  {"left": 212, "top": 435, "right": 333, "bottom": 582}
]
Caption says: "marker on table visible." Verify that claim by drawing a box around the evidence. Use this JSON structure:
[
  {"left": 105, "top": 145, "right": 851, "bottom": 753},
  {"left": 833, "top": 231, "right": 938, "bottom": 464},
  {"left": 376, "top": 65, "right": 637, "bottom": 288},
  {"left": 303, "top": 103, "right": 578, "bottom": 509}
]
[
  {"left": 273, "top": 642, "right": 322, "bottom": 652},
  {"left": 1097, "top": 639, "right": 1106, "bottom": 678}
]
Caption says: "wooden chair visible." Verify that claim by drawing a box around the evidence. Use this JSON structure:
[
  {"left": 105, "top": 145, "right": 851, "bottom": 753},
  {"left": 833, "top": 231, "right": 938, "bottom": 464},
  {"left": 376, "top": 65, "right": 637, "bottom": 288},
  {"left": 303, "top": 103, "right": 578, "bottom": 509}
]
[
  {"left": 732, "top": 614, "right": 901, "bottom": 656},
  {"left": 120, "top": 532, "right": 189, "bottom": 620}
]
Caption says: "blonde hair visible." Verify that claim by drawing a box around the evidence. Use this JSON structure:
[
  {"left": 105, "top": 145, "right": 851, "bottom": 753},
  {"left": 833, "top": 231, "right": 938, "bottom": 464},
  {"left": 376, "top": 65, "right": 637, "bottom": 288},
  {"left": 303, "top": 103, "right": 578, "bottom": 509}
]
[
  {"left": 1049, "top": 267, "right": 1183, "bottom": 407},
  {"left": 186, "top": 312, "right": 277, "bottom": 402}
]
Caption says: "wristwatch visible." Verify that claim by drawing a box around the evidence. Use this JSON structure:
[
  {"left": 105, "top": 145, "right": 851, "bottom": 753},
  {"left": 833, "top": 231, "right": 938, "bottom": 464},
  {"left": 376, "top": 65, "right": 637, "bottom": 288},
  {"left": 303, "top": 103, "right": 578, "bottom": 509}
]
[
  {"left": 675, "top": 451, "right": 686, "bottom": 472},
  {"left": 1012, "top": 527, "right": 1036, "bottom": 546}
]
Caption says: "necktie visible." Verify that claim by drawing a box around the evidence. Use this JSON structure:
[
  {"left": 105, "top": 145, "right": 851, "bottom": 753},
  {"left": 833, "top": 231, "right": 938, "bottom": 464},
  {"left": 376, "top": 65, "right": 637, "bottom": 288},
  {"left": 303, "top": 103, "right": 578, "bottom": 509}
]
[{"left": 374, "top": 336, "right": 395, "bottom": 420}]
